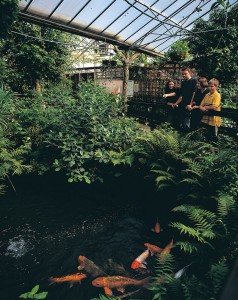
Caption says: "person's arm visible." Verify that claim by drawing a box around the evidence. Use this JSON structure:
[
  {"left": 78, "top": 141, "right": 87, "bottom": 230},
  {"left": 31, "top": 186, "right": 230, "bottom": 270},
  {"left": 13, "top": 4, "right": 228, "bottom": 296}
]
[
  {"left": 163, "top": 92, "right": 176, "bottom": 98},
  {"left": 189, "top": 92, "right": 195, "bottom": 106},
  {"left": 203, "top": 93, "right": 221, "bottom": 110},
  {"left": 199, "top": 97, "right": 206, "bottom": 111},
  {"left": 171, "top": 95, "right": 182, "bottom": 108}
]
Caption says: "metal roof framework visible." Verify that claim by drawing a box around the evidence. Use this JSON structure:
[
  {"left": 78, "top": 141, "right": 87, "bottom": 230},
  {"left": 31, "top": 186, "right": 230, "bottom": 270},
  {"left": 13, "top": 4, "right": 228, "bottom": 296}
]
[{"left": 18, "top": 0, "right": 237, "bottom": 56}]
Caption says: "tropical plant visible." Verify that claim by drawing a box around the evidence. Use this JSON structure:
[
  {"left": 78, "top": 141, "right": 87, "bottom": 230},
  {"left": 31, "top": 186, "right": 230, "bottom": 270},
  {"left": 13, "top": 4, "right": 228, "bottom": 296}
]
[
  {"left": 110, "top": 125, "right": 238, "bottom": 299},
  {"left": 91, "top": 295, "right": 117, "bottom": 300},
  {"left": 0, "top": 87, "right": 31, "bottom": 193},
  {"left": 0, "top": 20, "right": 75, "bottom": 91},
  {"left": 187, "top": 3, "right": 238, "bottom": 84},
  {"left": 19, "top": 285, "right": 48, "bottom": 299},
  {"left": 166, "top": 40, "right": 191, "bottom": 62},
  {"left": 0, "top": 0, "right": 19, "bottom": 39},
  {"left": 150, "top": 255, "right": 230, "bottom": 300},
  {"left": 220, "top": 84, "right": 238, "bottom": 108},
  {"left": 7, "top": 81, "right": 140, "bottom": 182},
  {"left": 50, "top": 81, "right": 140, "bottom": 183}
]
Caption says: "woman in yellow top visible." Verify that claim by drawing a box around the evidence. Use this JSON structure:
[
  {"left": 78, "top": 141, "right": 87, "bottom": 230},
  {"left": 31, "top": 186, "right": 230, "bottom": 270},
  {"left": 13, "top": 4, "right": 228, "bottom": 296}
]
[{"left": 199, "top": 78, "right": 221, "bottom": 137}]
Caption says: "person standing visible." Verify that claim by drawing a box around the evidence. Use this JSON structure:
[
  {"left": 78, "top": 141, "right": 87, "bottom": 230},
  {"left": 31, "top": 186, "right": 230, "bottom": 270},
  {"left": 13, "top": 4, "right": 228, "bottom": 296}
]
[
  {"left": 163, "top": 80, "right": 180, "bottom": 128},
  {"left": 187, "top": 77, "right": 209, "bottom": 130},
  {"left": 199, "top": 78, "right": 221, "bottom": 138},
  {"left": 172, "top": 68, "right": 197, "bottom": 131}
]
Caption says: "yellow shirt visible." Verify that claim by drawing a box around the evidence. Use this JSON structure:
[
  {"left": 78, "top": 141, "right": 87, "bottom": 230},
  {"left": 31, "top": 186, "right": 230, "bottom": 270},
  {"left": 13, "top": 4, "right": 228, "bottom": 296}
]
[{"left": 200, "top": 91, "right": 221, "bottom": 127}]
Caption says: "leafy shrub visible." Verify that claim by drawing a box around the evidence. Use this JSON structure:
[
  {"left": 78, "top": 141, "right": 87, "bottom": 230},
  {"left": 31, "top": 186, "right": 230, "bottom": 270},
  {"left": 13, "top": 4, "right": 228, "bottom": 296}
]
[{"left": 19, "top": 285, "right": 48, "bottom": 299}]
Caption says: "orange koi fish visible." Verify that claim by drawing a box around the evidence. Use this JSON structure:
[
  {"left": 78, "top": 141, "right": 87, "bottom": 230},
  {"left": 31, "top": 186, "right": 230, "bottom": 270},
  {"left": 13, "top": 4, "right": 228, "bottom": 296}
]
[
  {"left": 152, "top": 218, "right": 161, "bottom": 233},
  {"left": 131, "top": 249, "right": 150, "bottom": 269},
  {"left": 92, "top": 275, "right": 151, "bottom": 296},
  {"left": 49, "top": 272, "right": 87, "bottom": 288},
  {"left": 161, "top": 239, "right": 173, "bottom": 255},
  {"left": 144, "top": 243, "right": 163, "bottom": 254}
]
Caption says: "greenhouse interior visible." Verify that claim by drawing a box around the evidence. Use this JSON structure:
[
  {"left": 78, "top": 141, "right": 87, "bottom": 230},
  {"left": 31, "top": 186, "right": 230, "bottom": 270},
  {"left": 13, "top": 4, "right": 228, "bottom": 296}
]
[{"left": 0, "top": 1, "right": 238, "bottom": 300}]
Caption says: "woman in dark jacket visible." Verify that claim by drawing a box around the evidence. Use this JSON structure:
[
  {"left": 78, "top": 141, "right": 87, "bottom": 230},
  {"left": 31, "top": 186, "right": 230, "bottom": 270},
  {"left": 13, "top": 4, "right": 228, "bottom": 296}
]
[
  {"left": 187, "top": 77, "right": 209, "bottom": 130},
  {"left": 163, "top": 80, "right": 180, "bottom": 128}
]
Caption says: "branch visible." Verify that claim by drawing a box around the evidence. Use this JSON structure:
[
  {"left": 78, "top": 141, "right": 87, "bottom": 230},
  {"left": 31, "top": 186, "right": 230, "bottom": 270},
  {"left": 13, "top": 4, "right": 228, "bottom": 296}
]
[
  {"left": 129, "top": 52, "right": 141, "bottom": 64},
  {"left": 113, "top": 45, "right": 125, "bottom": 60}
]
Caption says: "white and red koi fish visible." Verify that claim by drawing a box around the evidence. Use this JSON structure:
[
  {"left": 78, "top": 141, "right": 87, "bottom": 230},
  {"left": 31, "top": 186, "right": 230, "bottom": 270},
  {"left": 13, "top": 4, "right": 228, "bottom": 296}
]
[{"left": 131, "top": 249, "right": 150, "bottom": 269}]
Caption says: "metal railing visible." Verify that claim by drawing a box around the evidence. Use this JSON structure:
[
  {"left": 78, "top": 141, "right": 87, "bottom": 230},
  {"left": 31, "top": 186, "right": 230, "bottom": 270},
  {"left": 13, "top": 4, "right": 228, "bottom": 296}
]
[{"left": 127, "top": 99, "right": 238, "bottom": 136}]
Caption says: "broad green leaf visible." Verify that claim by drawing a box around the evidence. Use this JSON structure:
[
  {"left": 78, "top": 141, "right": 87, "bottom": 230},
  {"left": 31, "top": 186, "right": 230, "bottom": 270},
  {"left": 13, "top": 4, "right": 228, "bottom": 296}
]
[
  {"left": 34, "top": 292, "right": 48, "bottom": 299},
  {"left": 31, "top": 285, "right": 39, "bottom": 295}
]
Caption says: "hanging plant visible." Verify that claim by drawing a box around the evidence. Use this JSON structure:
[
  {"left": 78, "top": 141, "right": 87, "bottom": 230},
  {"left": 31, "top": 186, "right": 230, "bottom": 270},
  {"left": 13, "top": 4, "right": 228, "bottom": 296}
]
[{"left": 166, "top": 40, "right": 191, "bottom": 62}]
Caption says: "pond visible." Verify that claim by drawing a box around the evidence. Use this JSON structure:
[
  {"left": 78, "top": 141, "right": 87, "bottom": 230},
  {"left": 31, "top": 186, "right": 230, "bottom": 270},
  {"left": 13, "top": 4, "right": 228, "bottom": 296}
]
[{"left": 0, "top": 171, "right": 172, "bottom": 300}]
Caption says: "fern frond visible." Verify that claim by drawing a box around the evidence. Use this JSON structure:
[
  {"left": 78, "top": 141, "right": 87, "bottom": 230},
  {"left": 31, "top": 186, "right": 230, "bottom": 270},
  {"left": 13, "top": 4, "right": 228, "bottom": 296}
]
[
  {"left": 175, "top": 241, "right": 199, "bottom": 254},
  {"left": 170, "top": 222, "right": 206, "bottom": 243},
  {"left": 208, "top": 261, "right": 229, "bottom": 294},
  {"left": 216, "top": 193, "right": 236, "bottom": 218},
  {"left": 181, "top": 283, "right": 193, "bottom": 300}
]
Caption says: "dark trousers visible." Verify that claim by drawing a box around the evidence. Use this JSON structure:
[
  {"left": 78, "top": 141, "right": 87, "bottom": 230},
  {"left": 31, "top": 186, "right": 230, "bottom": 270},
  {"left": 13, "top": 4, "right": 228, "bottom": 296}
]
[
  {"left": 201, "top": 123, "right": 219, "bottom": 140},
  {"left": 190, "top": 108, "right": 202, "bottom": 131}
]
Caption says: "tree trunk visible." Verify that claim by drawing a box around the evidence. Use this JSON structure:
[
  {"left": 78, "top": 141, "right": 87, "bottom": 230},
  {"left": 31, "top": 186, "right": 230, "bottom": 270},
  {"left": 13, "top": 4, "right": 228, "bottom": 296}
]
[
  {"left": 34, "top": 79, "right": 42, "bottom": 93},
  {"left": 123, "top": 51, "right": 130, "bottom": 102}
]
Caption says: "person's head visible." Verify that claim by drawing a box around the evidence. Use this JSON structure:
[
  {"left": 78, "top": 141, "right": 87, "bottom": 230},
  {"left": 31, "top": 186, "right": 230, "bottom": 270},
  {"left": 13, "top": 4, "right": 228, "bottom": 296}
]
[
  {"left": 208, "top": 78, "right": 219, "bottom": 93},
  {"left": 198, "top": 77, "right": 208, "bottom": 89},
  {"left": 166, "top": 80, "right": 176, "bottom": 90},
  {"left": 182, "top": 68, "right": 192, "bottom": 80}
]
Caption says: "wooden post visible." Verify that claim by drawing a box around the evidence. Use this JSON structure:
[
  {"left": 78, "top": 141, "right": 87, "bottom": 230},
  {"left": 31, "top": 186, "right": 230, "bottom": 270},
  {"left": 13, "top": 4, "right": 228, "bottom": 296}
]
[
  {"left": 123, "top": 50, "right": 129, "bottom": 102},
  {"left": 113, "top": 46, "right": 140, "bottom": 102}
]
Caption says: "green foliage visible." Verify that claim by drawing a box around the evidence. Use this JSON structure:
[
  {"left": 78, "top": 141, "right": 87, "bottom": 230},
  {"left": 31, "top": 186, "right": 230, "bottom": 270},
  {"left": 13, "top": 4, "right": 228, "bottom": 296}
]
[
  {"left": 208, "top": 261, "right": 229, "bottom": 295},
  {"left": 91, "top": 295, "right": 117, "bottom": 300},
  {"left": 49, "top": 82, "right": 139, "bottom": 183},
  {"left": 0, "top": 20, "right": 73, "bottom": 91},
  {"left": 166, "top": 40, "right": 191, "bottom": 62},
  {"left": 149, "top": 253, "right": 230, "bottom": 300},
  {"left": 7, "top": 81, "right": 139, "bottom": 182},
  {"left": 0, "top": 87, "right": 31, "bottom": 192},
  {"left": 187, "top": 4, "right": 238, "bottom": 84},
  {"left": 112, "top": 125, "right": 238, "bottom": 299},
  {"left": 0, "top": 0, "right": 19, "bottom": 39},
  {"left": 220, "top": 83, "right": 238, "bottom": 108},
  {"left": 19, "top": 285, "right": 48, "bottom": 299},
  {"left": 150, "top": 254, "right": 179, "bottom": 300}
]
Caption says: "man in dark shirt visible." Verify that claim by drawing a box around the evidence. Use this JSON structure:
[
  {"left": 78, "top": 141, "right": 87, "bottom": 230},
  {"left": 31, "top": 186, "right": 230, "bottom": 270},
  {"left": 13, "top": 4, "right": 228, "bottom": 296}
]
[{"left": 172, "top": 68, "right": 197, "bottom": 130}]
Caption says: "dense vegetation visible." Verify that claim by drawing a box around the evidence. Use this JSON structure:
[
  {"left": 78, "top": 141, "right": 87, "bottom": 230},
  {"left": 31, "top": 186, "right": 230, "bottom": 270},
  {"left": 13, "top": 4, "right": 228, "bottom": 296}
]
[
  {"left": 1, "top": 2, "right": 238, "bottom": 299},
  {"left": 187, "top": 3, "right": 238, "bottom": 85},
  {"left": 1, "top": 82, "right": 238, "bottom": 300}
]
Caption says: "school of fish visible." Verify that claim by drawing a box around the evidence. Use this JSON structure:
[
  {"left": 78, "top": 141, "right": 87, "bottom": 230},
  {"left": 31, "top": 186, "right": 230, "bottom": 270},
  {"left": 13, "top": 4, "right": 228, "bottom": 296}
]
[{"left": 48, "top": 218, "right": 190, "bottom": 297}]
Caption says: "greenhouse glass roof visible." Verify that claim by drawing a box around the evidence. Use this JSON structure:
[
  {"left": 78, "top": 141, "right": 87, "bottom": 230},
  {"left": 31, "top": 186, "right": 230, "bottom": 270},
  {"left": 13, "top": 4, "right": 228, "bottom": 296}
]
[{"left": 18, "top": 0, "right": 237, "bottom": 56}]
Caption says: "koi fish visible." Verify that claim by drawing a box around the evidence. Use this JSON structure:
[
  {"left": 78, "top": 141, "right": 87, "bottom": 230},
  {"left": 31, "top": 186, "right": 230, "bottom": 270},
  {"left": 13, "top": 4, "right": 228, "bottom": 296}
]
[
  {"left": 174, "top": 263, "right": 192, "bottom": 279},
  {"left": 152, "top": 218, "right": 161, "bottom": 233},
  {"left": 159, "top": 239, "right": 174, "bottom": 262},
  {"left": 161, "top": 239, "right": 173, "bottom": 255},
  {"left": 78, "top": 255, "right": 106, "bottom": 278},
  {"left": 131, "top": 249, "right": 150, "bottom": 269},
  {"left": 92, "top": 275, "right": 151, "bottom": 296},
  {"left": 49, "top": 272, "right": 87, "bottom": 288},
  {"left": 144, "top": 243, "right": 163, "bottom": 254}
]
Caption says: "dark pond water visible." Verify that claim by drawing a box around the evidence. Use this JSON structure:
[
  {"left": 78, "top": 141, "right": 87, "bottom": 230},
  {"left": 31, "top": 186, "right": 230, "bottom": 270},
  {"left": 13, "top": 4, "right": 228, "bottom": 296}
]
[{"left": 0, "top": 171, "right": 172, "bottom": 300}]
